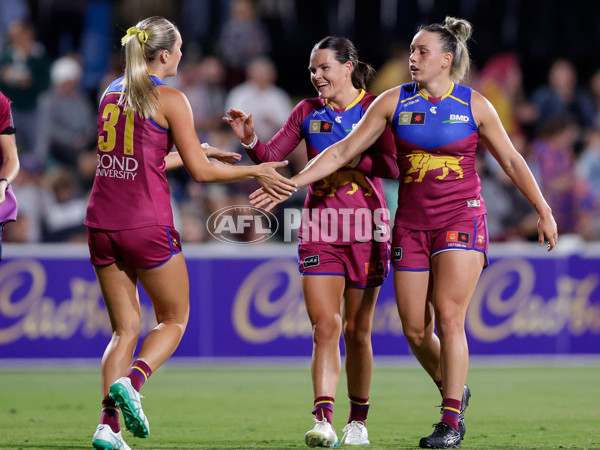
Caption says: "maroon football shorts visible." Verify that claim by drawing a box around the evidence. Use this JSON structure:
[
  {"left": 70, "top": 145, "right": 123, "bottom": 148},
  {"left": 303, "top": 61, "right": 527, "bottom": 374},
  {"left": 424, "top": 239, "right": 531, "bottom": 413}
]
[
  {"left": 88, "top": 225, "right": 182, "bottom": 269},
  {"left": 391, "top": 214, "right": 488, "bottom": 271},
  {"left": 298, "top": 238, "right": 391, "bottom": 288}
]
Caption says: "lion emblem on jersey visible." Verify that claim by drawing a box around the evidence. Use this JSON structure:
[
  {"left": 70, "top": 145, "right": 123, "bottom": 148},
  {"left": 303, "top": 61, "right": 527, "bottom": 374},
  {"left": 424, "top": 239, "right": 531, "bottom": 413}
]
[
  {"left": 404, "top": 150, "right": 464, "bottom": 183},
  {"left": 313, "top": 169, "right": 373, "bottom": 197}
]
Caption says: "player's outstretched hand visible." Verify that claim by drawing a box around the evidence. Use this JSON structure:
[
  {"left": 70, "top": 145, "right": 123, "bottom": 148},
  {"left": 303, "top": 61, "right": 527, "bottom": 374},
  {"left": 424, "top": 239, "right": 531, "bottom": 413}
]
[
  {"left": 223, "top": 108, "right": 254, "bottom": 142},
  {"left": 253, "top": 160, "right": 296, "bottom": 202},
  {"left": 202, "top": 143, "right": 242, "bottom": 165},
  {"left": 249, "top": 186, "right": 289, "bottom": 211},
  {"left": 538, "top": 213, "right": 558, "bottom": 251}
]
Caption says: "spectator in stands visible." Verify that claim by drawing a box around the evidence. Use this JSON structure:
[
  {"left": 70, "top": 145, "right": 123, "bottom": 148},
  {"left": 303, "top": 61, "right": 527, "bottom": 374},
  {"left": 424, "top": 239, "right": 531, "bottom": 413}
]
[
  {"left": 179, "top": 56, "right": 228, "bottom": 140},
  {"left": 530, "top": 116, "right": 596, "bottom": 239},
  {"left": 218, "top": 0, "right": 271, "bottom": 88},
  {"left": 477, "top": 52, "right": 537, "bottom": 139},
  {"left": 0, "top": 19, "right": 50, "bottom": 155},
  {"left": 588, "top": 67, "right": 600, "bottom": 128},
  {"left": 576, "top": 127, "right": 600, "bottom": 239},
  {"left": 35, "top": 55, "right": 96, "bottom": 169},
  {"left": 41, "top": 167, "right": 87, "bottom": 242},
  {"left": 530, "top": 58, "right": 595, "bottom": 130},
  {"left": 224, "top": 56, "right": 292, "bottom": 143}
]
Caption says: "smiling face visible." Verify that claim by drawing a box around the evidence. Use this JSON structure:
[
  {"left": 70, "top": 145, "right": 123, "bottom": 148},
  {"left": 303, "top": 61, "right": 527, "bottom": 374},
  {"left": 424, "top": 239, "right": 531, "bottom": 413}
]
[
  {"left": 308, "top": 48, "right": 353, "bottom": 102},
  {"left": 409, "top": 30, "right": 451, "bottom": 84}
]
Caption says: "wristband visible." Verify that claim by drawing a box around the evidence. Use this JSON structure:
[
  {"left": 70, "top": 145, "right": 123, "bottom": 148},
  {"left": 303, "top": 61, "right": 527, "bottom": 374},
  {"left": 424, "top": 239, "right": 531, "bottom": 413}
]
[
  {"left": 0, "top": 178, "right": 8, "bottom": 191},
  {"left": 240, "top": 134, "right": 258, "bottom": 150}
]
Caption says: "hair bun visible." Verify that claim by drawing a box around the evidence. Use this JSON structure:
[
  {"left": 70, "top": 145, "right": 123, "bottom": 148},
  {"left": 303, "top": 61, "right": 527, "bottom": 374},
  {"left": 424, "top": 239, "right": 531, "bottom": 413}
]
[{"left": 444, "top": 16, "right": 472, "bottom": 42}]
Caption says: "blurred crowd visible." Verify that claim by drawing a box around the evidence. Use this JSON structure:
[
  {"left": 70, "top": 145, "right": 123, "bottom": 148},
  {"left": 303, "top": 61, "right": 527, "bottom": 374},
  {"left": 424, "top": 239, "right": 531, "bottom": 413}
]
[{"left": 2, "top": 0, "right": 600, "bottom": 245}]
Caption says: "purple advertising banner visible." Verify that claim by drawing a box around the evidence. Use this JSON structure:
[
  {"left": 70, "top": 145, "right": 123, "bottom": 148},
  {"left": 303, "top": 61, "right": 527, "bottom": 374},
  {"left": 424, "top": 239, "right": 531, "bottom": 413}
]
[{"left": 1, "top": 242, "right": 599, "bottom": 359}]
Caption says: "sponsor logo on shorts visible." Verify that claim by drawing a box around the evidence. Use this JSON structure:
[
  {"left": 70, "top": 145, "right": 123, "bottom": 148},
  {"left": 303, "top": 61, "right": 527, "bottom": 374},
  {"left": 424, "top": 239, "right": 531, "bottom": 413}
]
[
  {"left": 310, "top": 120, "right": 334, "bottom": 133},
  {"left": 399, "top": 112, "right": 426, "bottom": 125},
  {"left": 467, "top": 199, "right": 481, "bottom": 207},
  {"left": 365, "top": 261, "right": 385, "bottom": 275},
  {"left": 303, "top": 255, "right": 320, "bottom": 268},
  {"left": 392, "top": 247, "right": 403, "bottom": 261},
  {"left": 446, "top": 231, "right": 470, "bottom": 244},
  {"left": 206, "top": 205, "right": 278, "bottom": 245}
]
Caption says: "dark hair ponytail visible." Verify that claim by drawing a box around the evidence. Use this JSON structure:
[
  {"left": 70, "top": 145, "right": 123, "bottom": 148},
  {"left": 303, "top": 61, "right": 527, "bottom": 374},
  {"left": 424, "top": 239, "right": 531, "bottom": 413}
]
[{"left": 312, "top": 36, "right": 375, "bottom": 90}]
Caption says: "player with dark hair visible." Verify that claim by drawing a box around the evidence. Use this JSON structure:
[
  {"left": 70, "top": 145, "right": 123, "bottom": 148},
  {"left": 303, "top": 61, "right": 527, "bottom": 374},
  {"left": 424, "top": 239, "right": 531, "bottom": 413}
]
[
  {"left": 0, "top": 90, "right": 19, "bottom": 260},
  {"left": 250, "top": 18, "right": 558, "bottom": 449},
  {"left": 87, "top": 16, "right": 295, "bottom": 450},
  {"left": 225, "top": 35, "right": 398, "bottom": 447}
]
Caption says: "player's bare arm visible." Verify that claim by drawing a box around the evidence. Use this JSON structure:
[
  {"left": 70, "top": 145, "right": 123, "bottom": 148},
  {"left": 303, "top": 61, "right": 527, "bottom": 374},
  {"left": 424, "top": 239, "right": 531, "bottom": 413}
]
[
  {"left": 472, "top": 90, "right": 558, "bottom": 250},
  {"left": 158, "top": 86, "right": 295, "bottom": 196}
]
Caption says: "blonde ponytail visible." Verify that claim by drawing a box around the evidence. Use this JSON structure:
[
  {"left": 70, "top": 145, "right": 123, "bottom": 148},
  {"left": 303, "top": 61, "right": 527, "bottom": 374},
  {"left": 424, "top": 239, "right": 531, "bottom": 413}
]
[
  {"left": 419, "top": 16, "right": 473, "bottom": 83},
  {"left": 119, "top": 17, "right": 179, "bottom": 118}
]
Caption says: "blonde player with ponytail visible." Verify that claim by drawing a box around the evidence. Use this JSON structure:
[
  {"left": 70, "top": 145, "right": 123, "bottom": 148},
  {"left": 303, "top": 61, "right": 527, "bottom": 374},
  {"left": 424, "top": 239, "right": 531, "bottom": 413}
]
[
  {"left": 251, "top": 17, "right": 558, "bottom": 449},
  {"left": 88, "top": 17, "right": 296, "bottom": 450}
]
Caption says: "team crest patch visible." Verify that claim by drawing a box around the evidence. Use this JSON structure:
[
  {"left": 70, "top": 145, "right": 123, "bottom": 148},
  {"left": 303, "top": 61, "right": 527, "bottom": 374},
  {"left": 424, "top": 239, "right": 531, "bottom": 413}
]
[
  {"left": 310, "top": 120, "right": 334, "bottom": 133},
  {"left": 467, "top": 199, "right": 481, "bottom": 207},
  {"left": 399, "top": 112, "right": 426, "bottom": 125},
  {"left": 365, "top": 261, "right": 385, "bottom": 275},
  {"left": 477, "top": 234, "right": 485, "bottom": 244},
  {"left": 303, "top": 255, "right": 320, "bottom": 268},
  {"left": 392, "top": 247, "right": 403, "bottom": 261},
  {"left": 446, "top": 231, "right": 470, "bottom": 244}
]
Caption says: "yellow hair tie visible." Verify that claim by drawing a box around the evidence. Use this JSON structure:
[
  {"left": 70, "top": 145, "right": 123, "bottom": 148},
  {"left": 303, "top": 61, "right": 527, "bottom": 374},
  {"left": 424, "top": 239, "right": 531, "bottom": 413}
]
[{"left": 121, "top": 26, "right": 149, "bottom": 51}]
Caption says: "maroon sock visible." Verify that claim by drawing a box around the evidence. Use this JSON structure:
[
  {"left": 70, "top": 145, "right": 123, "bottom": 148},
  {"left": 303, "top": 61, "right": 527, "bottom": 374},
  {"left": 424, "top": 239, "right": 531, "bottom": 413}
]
[
  {"left": 440, "top": 398, "right": 462, "bottom": 431},
  {"left": 435, "top": 380, "right": 444, "bottom": 397},
  {"left": 126, "top": 359, "right": 152, "bottom": 392},
  {"left": 100, "top": 396, "right": 120, "bottom": 433},
  {"left": 348, "top": 394, "right": 369, "bottom": 424},
  {"left": 312, "top": 396, "right": 335, "bottom": 424}
]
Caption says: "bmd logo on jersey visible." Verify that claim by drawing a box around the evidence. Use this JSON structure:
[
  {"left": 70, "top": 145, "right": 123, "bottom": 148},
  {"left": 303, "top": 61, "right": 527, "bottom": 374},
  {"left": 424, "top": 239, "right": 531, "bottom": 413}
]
[
  {"left": 310, "top": 120, "right": 334, "bottom": 133},
  {"left": 206, "top": 205, "right": 278, "bottom": 245},
  {"left": 443, "top": 114, "right": 470, "bottom": 124},
  {"left": 399, "top": 112, "right": 426, "bottom": 125}
]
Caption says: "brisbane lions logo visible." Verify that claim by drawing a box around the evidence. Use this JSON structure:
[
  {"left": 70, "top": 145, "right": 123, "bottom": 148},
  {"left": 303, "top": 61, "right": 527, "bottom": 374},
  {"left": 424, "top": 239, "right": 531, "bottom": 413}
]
[
  {"left": 404, "top": 150, "right": 464, "bottom": 183},
  {"left": 313, "top": 168, "right": 373, "bottom": 197}
]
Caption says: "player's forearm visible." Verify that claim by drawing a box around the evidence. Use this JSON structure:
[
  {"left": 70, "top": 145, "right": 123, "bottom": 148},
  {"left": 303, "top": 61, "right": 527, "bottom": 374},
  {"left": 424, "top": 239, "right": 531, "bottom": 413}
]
[
  {"left": 164, "top": 151, "right": 184, "bottom": 170},
  {"left": 505, "top": 155, "right": 552, "bottom": 217},
  {"left": 292, "top": 142, "right": 351, "bottom": 188},
  {"left": 193, "top": 160, "right": 258, "bottom": 183}
]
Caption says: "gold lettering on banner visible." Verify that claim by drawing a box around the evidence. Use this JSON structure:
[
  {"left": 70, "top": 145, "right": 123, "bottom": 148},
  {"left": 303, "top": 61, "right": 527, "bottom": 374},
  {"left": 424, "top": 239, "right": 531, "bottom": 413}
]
[
  {"left": 233, "top": 259, "right": 310, "bottom": 343},
  {"left": 0, "top": 259, "right": 156, "bottom": 345},
  {"left": 468, "top": 259, "right": 600, "bottom": 342}
]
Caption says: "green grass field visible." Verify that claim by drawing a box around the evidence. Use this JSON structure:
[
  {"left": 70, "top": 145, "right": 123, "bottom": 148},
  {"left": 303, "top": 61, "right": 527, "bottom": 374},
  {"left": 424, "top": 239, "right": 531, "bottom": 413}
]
[{"left": 0, "top": 362, "right": 598, "bottom": 449}]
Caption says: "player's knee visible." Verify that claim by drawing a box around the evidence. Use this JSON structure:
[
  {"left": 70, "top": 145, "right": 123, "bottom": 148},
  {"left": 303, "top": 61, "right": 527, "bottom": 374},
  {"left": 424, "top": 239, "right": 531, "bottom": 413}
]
[
  {"left": 112, "top": 323, "right": 141, "bottom": 344},
  {"left": 312, "top": 317, "right": 342, "bottom": 344},
  {"left": 435, "top": 314, "right": 464, "bottom": 338},
  {"left": 343, "top": 321, "right": 371, "bottom": 347},
  {"left": 402, "top": 325, "right": 429, "bottom": 348}
]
